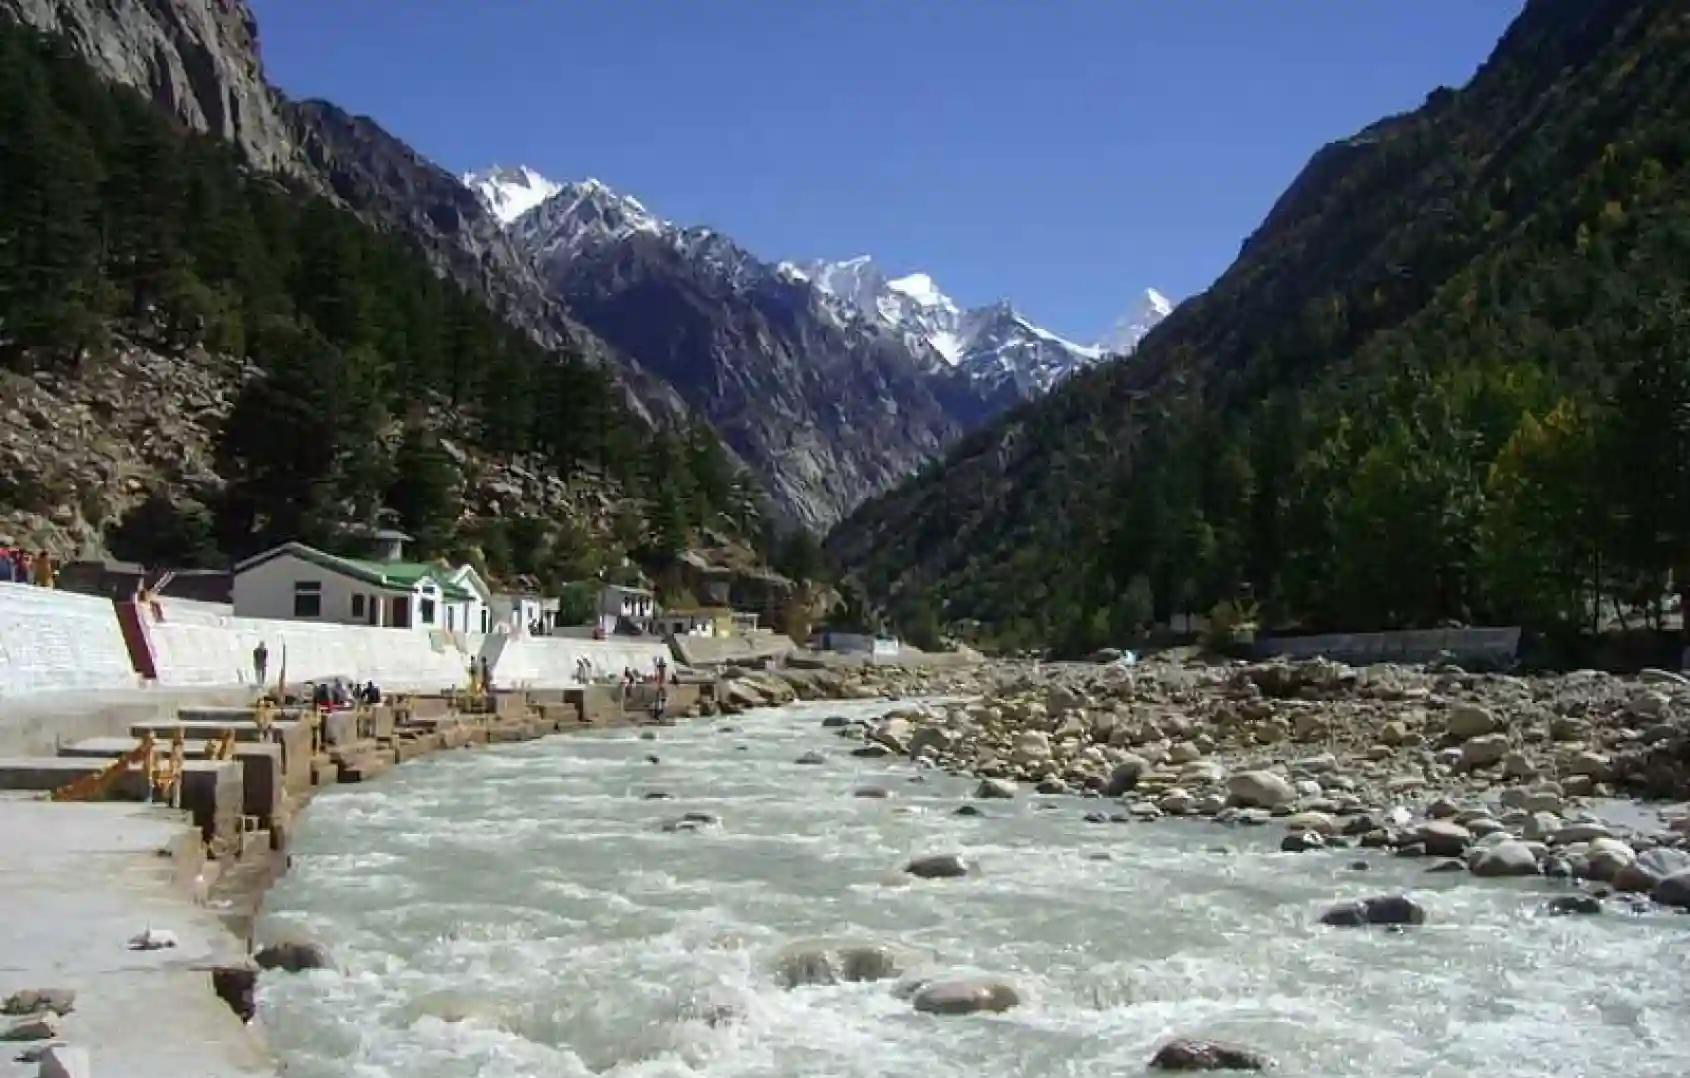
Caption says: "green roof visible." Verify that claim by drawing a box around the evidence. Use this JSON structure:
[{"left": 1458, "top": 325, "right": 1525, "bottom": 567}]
[{"left": 345, "top": 559, "right": 475, "bottom": 601}]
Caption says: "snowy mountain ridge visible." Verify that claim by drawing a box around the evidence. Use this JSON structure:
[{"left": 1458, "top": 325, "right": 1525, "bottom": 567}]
[
  {"left": 801, "top": 255, "right": 1170, "bottom": 397},
  {"left": 462, "top": 164, "right": 1172, "bottom": 422}
]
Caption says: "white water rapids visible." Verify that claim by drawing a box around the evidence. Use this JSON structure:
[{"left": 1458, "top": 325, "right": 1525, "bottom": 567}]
[{"left": 258, "top": 698, "right": 1690, "bottom": 1077}]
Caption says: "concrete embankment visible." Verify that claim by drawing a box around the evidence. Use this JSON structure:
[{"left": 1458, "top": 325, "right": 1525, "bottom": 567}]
[{"left": 0, "top": 669, "right": 739, "bottom": 1076}]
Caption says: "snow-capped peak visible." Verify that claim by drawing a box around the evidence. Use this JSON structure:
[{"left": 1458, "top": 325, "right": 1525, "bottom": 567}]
[
  {"left": 886, "top": 273, "right": 951, "bottom": 310},
  {"left": 1098, "top": 287, "right": 1174, "bottom": 354},
  {"left": 461, "top": 164, "right": 562, "bottom": 226}
]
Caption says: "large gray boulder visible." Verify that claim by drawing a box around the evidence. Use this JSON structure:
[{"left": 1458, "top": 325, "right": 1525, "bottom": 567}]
[
  {"left": 1227, "top": 770, "right": 1295, "bottom": 808},
  {"left": 1467, "top": 841, "right": 1539, "bottom": 877},
  {"left": 1417, "top": 821, "right": 1473, "bottom": 857},
  {"left": 1615, "top": 848, "right": 1690, "bottom": 893},
  {"left": 975, "top": 778, "right": 1017, "bottom": 799},
  {"left": 1460, "top": 733, "right": 1510, "bottom": 769},
  {"left": 905, "top": 853, "right": 970, "bottom": 879},
  {"left": 1103, "top": 755, "right": 1149, "bottom": 796},
  {"left": 1649, "top": 870, "right": 1690, "bottom": 909},
  {"left": 910, "top": 978, "right": 1020, "bottom": 1015},
  {"left": 1447, "top": 703, "right": 1499, "bottom": 739},
  {"left": 1320, "top": 894, "right": 1427, "bottom": 927}
]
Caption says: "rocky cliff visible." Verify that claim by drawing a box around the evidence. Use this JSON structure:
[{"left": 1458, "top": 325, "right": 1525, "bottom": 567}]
[{"left": 0, "top": 0, "right": 300, "bottom": 175}]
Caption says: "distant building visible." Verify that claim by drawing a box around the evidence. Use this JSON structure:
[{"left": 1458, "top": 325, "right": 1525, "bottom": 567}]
[
  {"left": 232, "top": 542, "right": 473, "bottom": 631},
  {"left": 490, "top": 592, "right": 547, "bottom": 636},
  {"left": 597, "top": 584, "right": 655, "bottom": 636},
  {"left": 443, "top": 564, "right": 493, "bottom": 635}
]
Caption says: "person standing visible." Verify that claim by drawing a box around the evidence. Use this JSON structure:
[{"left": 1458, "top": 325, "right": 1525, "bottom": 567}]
[
  {"left": 253, "top": 641, "right": 269, "bottom": 686},
  {"left": 32, "top": 550, "right": 54, "bottom": 588}
]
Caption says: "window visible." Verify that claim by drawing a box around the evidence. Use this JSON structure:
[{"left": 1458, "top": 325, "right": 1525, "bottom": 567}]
[
  {"left": 351, "top": 594, "right": 366, "bottom": 619},
  {"left": 420, "top": 598, "right": 436, "bottom": 625},
  {"left": 480, "top": 610, "right": 490, "bottom": 633},
  {"left": 293, "top": 581, "right": 322, "bottom": 618}
]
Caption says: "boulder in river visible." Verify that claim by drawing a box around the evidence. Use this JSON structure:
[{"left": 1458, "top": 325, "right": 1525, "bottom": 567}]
[
  {"left": 1320, "top": 894, "right": 1427, "bottom": 927},
  {"left": 1149, "top": 1038, "right": 1271, "bottom": 1071},
  {"left": 794, "top": 751, "right": 826, "bottom": 765},
  {"left": 1613, "top": 847, "right": 1690, "bottom": 893},
  {"left": 1649, "top": 870, "right": 1690, "bottom": 909},
  {"left": 1281, "top": 830, "right": 1325, "bottom": 853},
  {"left": 1226, "top": 770, "right": 1295, "bottom": 808},
  {"left": 1546, "top": 895, "right": 1603, "bottom": 916},
  {"left": 254, "top": 940, "right": 334, "bottom": 973},
  {"left": 975, "top": 778, "right": 1017, "bottom": 799},
  {"left": 774, "top": 940, "right": 910, "bottom": 988},
  {"left": 1103, "top": 755, "right": 1149, "bottom": 796},
  {"left": 1417, "top": 821, "right": 1472, "bottom": 857},
  {"left": 906, "top": 853, "right": 970, "bottom": 879},
  {"left": 910, "top": 977, "right": 1020, "bottom": 1015},
  {"left": 1468, "top": 841, "right": 1539, "bottom": 878},
  {"left": 820, "top": 716, "right": 850, "bottom": 728}
]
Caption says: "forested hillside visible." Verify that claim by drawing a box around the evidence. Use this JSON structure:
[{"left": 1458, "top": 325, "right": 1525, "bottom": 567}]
[
  {"left": 830, "top": 0, "right": 1690, "bottom": 654},
  {"left": 0, "top": 25, "right": 760, "bottom": 581}
]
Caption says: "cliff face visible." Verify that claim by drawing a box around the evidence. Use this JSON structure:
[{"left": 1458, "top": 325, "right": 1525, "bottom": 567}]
[{"left": 0, "top": 0, "right": 301, "bottom": 175}]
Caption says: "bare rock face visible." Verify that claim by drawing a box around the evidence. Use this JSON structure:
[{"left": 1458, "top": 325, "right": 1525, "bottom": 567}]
[{"left": 0, "top": 0, "right": 301, "bottom": 176}]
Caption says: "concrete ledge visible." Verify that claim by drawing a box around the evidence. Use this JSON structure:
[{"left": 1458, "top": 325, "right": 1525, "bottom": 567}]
[
  {"left": 0, "top": 758, "right": 244, "bottom": 857},
  {"left": 131, "top": 720, "right": 312, "bottom": 798},
  {"left": 59, "top": 737, "right": 282, "bottom": 824}
]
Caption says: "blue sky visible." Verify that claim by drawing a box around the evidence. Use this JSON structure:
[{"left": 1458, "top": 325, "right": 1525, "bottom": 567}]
[{"left": 252, "top": 1, "right": 1522, "bottom": 341}]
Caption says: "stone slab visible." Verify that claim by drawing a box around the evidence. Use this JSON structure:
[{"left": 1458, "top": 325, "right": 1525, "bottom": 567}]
[{"left": 0, "top": 800, "right": 275, "bottom": 1077}]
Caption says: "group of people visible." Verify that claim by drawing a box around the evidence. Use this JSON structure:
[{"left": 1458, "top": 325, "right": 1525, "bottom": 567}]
[
  {"left": 0, "top": 548, "right": 53, "bottom": 587},
  {"left": 309, "top": 678, "right": 383, "bottom": 709}
]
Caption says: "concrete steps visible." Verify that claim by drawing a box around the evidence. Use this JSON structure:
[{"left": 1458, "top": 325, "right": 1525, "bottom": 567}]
[{"left": 0, "top": 756, "right": 244, "bottom": 858}]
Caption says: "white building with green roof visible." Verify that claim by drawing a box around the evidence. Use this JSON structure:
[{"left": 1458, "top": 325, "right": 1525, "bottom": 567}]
[{"left": 232, "top": 542, "right": 477, "bottom": 633}]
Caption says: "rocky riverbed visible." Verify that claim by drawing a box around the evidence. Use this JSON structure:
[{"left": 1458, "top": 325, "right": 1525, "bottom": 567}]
[{"left": 719, "top": 654, "right": 1690, "bottom": 908}]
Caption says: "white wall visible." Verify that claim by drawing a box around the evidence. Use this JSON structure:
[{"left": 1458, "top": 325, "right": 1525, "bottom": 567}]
[
  {"left": 484, "top": 632, "right": 669, "bottom": 688},
  {"left": 145, "top": 597, "right": 474, "bottom": 691},
  {"left": 0, "top": 583, "right": 139, "bottom": 699},
  {"left": 234, "top": 553, "right": 380, "bottom": 626}
]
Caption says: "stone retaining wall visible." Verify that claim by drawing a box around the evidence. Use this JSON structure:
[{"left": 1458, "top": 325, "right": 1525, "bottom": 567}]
[
  {"left": 1255, "top": 627, "right": 1521, "bottom": 666},
  {"left": 142, "top": 597, "right": 474, "bottom": 691},
  {"left": 485, "top": 633, "right": 670, "bottom": 689},
  {"left": 0, "top": 583, "right": 139, "bottom": 699}
]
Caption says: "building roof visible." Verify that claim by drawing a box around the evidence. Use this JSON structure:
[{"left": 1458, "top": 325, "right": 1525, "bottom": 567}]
[
  {"left": 353, "top": 560, "right": 475, "bottom": 602},
  {"left": 234, "top": 543, "right": 472, "bottom": 600},
  {"left": 601, "top": 583, "right": 653, "bottom": 597}
]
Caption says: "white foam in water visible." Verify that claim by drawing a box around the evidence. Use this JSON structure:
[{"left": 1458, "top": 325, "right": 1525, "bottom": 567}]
[{"left": 260, "top": 699, "right": 1690, "bottom": 1077}]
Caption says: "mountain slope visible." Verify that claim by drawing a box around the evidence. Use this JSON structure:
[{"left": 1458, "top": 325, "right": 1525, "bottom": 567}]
[
  {"left": 830, "top": 0, "right": 1690, "bottom": 651},
  {"left": 499, "top": 179, "right": 963, "bottom": 530}
]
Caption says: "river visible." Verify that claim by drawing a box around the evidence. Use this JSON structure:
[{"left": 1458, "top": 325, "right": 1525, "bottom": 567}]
[{"left": 259, "top": 698, "right": 1690, "bottom": 1077}]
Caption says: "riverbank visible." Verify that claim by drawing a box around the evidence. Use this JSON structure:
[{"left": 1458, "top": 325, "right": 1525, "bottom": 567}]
[
  {"left": 0, "top": 681, "right": 711, "bottom": 1075},
  {"left": 790, "top": 652, "right": 1690, "bottom": 903}
]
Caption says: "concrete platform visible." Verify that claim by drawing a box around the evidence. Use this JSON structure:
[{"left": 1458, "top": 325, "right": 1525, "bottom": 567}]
[
  {"left": 132, "top": 719, "right": 312, "bottom": 797},
  {"left": 59, "top": 737, "right": 282, "bottom": 825},
  {"left": 0, "top": 757, "right": 245, "bottom": 858},
  {"left": 0, "top": 799, "right": 274, "bottom": 1077}
]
